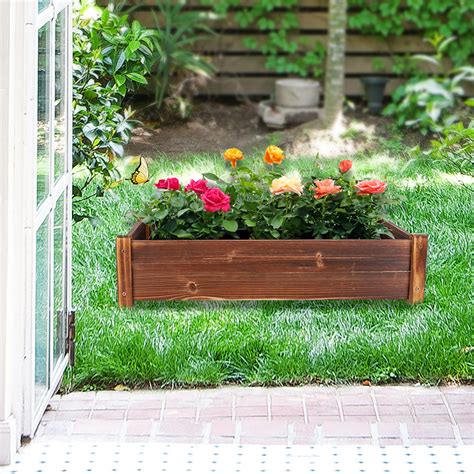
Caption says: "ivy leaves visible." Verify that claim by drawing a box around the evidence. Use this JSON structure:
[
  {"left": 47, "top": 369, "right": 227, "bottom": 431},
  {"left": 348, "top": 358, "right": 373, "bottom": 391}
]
[{"left": 348, "top": 0, "right": 473, "bottom": 66}]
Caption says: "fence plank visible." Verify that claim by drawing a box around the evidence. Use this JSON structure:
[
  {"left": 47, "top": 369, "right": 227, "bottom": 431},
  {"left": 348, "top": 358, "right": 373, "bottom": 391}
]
[
  {"left": 193, "top": 34, "right": 432, "bottom": 53},
  {"left": 117, "top": 2, "right": 467, "bottom": 97},
  {"left": 199, "top": 76, "right": 402, "bottom": 96}
]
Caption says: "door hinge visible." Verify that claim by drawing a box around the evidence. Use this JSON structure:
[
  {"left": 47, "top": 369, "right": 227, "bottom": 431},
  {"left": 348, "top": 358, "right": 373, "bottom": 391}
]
[{"left": 67, "top": 309, "right": 76, "bottom": 367}]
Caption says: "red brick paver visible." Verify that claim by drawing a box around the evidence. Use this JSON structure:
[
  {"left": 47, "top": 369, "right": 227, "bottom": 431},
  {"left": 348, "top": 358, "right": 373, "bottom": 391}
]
[{"left": 37, "top": 385, "right": 473, "bottom": 446}]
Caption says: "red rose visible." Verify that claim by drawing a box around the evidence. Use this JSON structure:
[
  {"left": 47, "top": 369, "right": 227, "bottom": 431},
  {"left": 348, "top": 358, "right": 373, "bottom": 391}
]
[
  {"left": 154, "top": 177, "right": 180, "bottom": 191},
  {"left": 356, "top": 179, "right": 387, "bottom": 195},
  {"left": 185, "top": 179, "right": 209, "bottom": 195},
  {"left": 338, "top": 159, "right": 352, "bottom": 174},
  {"left": 201, "top": 188, "right": 231, "bottom": 212}
]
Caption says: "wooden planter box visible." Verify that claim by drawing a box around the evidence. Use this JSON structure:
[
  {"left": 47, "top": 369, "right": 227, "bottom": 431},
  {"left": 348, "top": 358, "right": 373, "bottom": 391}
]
[{"left": 116, "top": 222, "right": 428, "bottom": 307}]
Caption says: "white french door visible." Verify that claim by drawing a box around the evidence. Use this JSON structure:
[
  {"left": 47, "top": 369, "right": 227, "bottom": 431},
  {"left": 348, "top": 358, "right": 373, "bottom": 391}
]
[{"left": 25, "top": 0, "right": 73, "bottom": 435}]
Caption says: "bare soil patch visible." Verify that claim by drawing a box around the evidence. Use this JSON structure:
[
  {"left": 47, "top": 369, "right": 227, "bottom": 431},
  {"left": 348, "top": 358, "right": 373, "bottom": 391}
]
[{"left": 126, "top": 99, "right": 425, "bottom": 159}]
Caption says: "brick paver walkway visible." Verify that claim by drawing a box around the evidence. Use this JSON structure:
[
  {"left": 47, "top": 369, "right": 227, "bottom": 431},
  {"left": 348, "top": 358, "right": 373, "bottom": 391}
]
[{"left": 37, "top": 385, "right": 473, "bottom": 447}]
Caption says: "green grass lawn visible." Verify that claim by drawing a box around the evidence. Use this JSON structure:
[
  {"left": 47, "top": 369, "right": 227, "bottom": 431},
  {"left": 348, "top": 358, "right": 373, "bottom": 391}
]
[{"left": 67, "top": 148, "right": 473, "bottom": 390}]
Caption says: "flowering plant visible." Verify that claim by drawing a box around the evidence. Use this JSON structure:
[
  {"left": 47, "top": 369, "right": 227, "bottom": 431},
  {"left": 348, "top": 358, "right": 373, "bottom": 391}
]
[{"left": 138, "top": 147, "right": 392, "bottom": 240}]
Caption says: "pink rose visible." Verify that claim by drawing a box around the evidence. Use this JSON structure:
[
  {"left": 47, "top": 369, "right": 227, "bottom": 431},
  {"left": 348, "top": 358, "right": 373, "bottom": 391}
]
[
  {"left": 356, "top": 180, "right": 387, "bottom": 195},
  {"left": 154, "top": 177, "right": 180, "bottom": 191},
  {"left": 312, "top": 179, "right": 342, "bottom": 199},
  {"left": 201, "top": 188, "right": 231, "bottom": 213},
  {"left": 185, "top": 179, "right": 209, "bottom": 195}
]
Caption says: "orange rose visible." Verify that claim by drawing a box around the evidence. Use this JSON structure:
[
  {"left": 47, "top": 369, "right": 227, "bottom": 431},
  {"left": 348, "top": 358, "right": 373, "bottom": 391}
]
[
  {"left": 270, "top": 176, "right": 304, "bottom": 196},
  {"left": 223, "top": 148, "right": 244, "bottom": 168},
  {"left": 338, "top": 159, "right": 352, "bottom": 174},
  {"left": 312, "top": 179, "right": 341, "bottom": 199},
  {"left": 356, "top": 180, "right": 387, "bottom": 195},
  {"left": 264, "top": 145, "right": 284, "bottom": 165}
]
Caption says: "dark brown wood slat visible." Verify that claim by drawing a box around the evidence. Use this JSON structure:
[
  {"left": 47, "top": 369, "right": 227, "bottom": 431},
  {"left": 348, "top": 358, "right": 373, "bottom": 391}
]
[
  {"left": 131, "top": 239, "right": 412, "bottom": 263},
  {"left": 116, "top": 236, "right": 134, "bottom": 308},
  {"left": 127, "top": 221, "right": 148, "bottom": 240},
  {"left": 383, "top": 221, "right": 411, "bottom": 239},
  {"left": 408, "top": 234, "right": 428, "bottom": 304},
  {"left": 133, "top": 257, "right": 410, "bottom": 273},
  {"left": 132, "top": 271, "right": 410, "bottom": 300}
]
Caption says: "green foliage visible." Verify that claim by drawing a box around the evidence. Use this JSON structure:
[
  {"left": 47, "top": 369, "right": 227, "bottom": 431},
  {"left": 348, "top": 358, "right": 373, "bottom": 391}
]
[
  {"left": 201, "top": 0, "right": 325, "bottom": 78},
  {"left": 72, "top": 0, "right": 156, "bottom": 219},
  {"left": 349, "top": 0, "right": 474, "bottom": 67},
  {"left": 383, "top": 35, "right": 474, "bottom": 134},
  {"left": 150, "top": 0, "right": 215, "bottom": 115},
  {"left": 139, "top": 161, "right": 391, "bottom": 240},
  {"left": 428, "top": 117, "right": 474, "bottom": 177}
]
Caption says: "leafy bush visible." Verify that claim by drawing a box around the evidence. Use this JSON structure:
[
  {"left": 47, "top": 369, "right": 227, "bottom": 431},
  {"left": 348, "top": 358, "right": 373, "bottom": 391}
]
[
  {"left": 201, "top": 0, "right": 325, "bottom": 78},
  {"left": 138, "top": 149, "right": 392, "bottom": 240},
  {"left": 383, "top": 36, "right": 474, "bottom": 134},
  {"left": 73, "top": 0, "right": 156, "bottom": 218},
  {"left": 428, "top": 114, "right": 474, "bottom": 177},
  {"left": 151, "top": 0, "right": 215, "bottom": 115},
  {"left": 349, "top": 0, "right": 474, "bottom": 67}
]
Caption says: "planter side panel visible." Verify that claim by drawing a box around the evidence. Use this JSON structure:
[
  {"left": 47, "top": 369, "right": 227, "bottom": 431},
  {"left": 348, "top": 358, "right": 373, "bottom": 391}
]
[{"left": 131, "top": 240, "right": 411, "bottom": 301}]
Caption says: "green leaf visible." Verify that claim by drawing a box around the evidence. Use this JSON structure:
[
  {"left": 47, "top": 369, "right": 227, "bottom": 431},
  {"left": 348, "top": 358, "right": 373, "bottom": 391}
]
[
  {"left": 170, "top": 195, "right": 185, "bottom": 208},
  {"left": 115, "top": 74, "right": 126, "bottom": 87},
  {"left": 126, "top": 72, "right": 148, "bottom": 85},
  {"left": 202, "top": 173, "right": 221, "bottom": 182},
  {"left": 270, "top": 215, "right": 284, "bottom": 229},
  {"left": 154, "top": 209, "right": 169, "bottom": 220},
  {"left": 128, "top": 40, "right": 141, "bottom": 53},
  {"left": 222, "top": 220, "right": 238, "bottom": 233},
  {"left": 174, "top": 229, "right": 193, "bottom": 239}
]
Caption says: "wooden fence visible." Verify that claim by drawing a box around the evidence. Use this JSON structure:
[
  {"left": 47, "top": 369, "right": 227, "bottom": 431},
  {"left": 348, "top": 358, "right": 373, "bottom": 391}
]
[{"left": 126, "top": 0, "right": 438, "bottom": 97}]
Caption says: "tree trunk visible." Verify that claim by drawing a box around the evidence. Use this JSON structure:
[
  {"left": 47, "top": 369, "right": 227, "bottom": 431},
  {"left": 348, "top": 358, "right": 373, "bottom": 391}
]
[
  {"left": 323, "top": 0, "right": 347, "bottom": 129},
  {"left": 281, "top": 0, "right": 348, "bottom": 154}
]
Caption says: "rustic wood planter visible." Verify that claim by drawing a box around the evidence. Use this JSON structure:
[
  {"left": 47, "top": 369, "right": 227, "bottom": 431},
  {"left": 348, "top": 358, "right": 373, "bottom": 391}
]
[{"left": 116, "top": 222, "right": 428, "bottom": 307}]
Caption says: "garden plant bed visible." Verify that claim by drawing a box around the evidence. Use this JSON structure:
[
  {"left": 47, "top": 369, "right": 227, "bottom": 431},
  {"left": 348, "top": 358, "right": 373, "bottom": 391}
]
[{"left": 116, "top": 221, "right": 427, "bottom": 307}]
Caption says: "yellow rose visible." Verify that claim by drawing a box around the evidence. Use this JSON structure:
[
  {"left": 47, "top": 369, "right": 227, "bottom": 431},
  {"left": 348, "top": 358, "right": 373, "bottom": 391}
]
[
  {"left": 223, "top": 148, "right": 244, "bottom": 168},
  {"left": 264, "top": 145, "right": 284, "bottom": 165},
  {"left": 270, "top": 176, "right": 304, "bottom": 196}
]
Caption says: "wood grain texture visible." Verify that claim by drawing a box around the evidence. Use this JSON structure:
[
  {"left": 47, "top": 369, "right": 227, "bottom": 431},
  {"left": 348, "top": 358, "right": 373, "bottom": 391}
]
[
  {"left": 408, "top": 234, "right": 428, "bottom": 304},
  {"left": 116, "top": 236, "right": 134, "bottom": 308},
  {"left": 116, "top": 221, "right": 428, "bottom": 305},
  {"left": 133, "top": 271, "right": 409, "bottom": 301},
  {"left": 383, "top": 221, "right": 411, "bottom": 240},
  {"left": 128, "top": 221, "right": 148, "bottom": 240},
  {"left": 129, "top": 238, "right": 412, "bottom": 302}
]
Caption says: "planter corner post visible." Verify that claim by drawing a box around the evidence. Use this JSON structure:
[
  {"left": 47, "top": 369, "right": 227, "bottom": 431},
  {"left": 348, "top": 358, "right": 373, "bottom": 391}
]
[
  {"left": 408, "top": 234, "right": 428, "bottom": 304},
  {"left": 116, "top": 235, "right": 134, "bottom": 308}
]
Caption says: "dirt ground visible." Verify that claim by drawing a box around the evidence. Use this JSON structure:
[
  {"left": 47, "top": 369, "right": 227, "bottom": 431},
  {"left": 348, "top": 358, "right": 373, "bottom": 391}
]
[{"left": 126, "top": 99, "right": 424, "bottom": 159}]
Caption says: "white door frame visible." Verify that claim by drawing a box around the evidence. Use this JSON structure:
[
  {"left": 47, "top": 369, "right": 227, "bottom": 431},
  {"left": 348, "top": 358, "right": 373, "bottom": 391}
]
[
  {"left": 25, "top": 0, "right": 73, "bottom": 436},
  {"left": 0, "top": 0, "right": 72, "bottom": 464}
]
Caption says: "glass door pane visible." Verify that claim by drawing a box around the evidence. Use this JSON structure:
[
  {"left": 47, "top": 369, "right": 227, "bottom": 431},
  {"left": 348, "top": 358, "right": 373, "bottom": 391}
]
[
  {"left": 35, "top": 217, "right": 50, "bottom": 409},
  {"left": 37, "top": 23, "right": 51, "bottom": 207},
  {"left": 54, "top": 10, "right": 67, "bottom": 182},
  {"left": 53, "top": 194, "right": 67, "bottom": 367},
  {"left": 38, "top": 1, "right": 50, "bottom": 13}
]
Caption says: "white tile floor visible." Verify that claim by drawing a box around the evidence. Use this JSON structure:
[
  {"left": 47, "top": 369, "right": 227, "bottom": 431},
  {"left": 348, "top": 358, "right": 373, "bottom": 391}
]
[{"left": 1, "top": 442, "right": 472, "bottom": 474}]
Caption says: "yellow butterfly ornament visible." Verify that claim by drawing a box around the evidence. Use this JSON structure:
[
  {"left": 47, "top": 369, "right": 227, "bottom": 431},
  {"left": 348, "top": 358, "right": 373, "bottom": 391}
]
[{"left": 130, "top": 156, "right": 150, "bottom": 185}]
